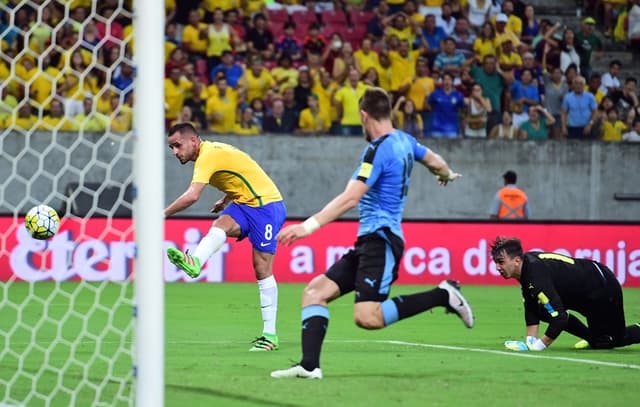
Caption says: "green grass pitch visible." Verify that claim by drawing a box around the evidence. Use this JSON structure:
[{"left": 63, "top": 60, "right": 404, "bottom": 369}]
[{"left": 1, "top": 282, "right": 639, "bottom": 406}]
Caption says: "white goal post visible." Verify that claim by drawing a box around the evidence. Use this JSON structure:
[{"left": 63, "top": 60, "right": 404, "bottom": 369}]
[
  {"left": 0, "top": 0, "right": 165, "bottom": 405},
  {"left": 133, "top": 0, "right": 165, "bottom": 406}
]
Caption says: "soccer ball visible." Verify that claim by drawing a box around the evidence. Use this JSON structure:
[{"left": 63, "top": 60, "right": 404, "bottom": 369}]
[{"left": 24, "top": 205, "right": 60, "bottom": 240}]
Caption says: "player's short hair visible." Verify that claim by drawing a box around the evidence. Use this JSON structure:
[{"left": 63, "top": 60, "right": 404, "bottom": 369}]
[
  {"left": 490, "top": 237, "right": 523, "bottom": 260},
  {"left": 167, "top": 122, "right": 199, "bottom": 138},
  {"left": 503, "top": 170, "right": 517, "bottom": 184},
  {"left": 359, "top": 87, "right": 391, "bottom": 121}
]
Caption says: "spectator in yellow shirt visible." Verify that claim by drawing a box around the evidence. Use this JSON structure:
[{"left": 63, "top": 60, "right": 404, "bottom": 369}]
[
  {"left": 271, "top": 55, "right": 299, "bottom": 91},
  {"left": 353, "top": 38, "right": 380, "bottom": 78},
  {"left": 491, "top": 2, "right": 522, "bottom": 36},
  {"left": 73, "top": 97, "right": 108, "bottom": 132},
  {"left": 206, "top": 75, "right": 239, "bottom": 133},
  {"left": 376, "top": 53, "right": 393, "bottom": 92},
  {"left": 57, "top": 50, "right": 99, "bottom": 118},
  {"left": 29, "top": 53, "right": 61, "bottom": 111},
  {"left": 234, "top": 106, "right": 260, "bottom": 135},
  {"left": 206, "top": 8, "right": 234, "bottom": 72},
  {"left": 407, "top": 57, "right": 436, "bottom": 136},
  {"left": 586, "top": 73, "right": 606, "bottom": 104},
  {"left": 7, "top": 104, "right": 37, "bottom": 131},
  {"left": 474, "top": 22, "right": 498, "bottom": 63},
  {"left": 297, "top": 93, "right": 330, "bottom": 135},
  {"left": 313, "top": 70, "right": 339, "bottom": 134},
  {"left": 164, "top": 66, "right": 193, "bottom": 125},
  {"left": 601, "top": 108, "right": 627, "bottom": 141},
  {"left": 498, "top": 39, "right": 522, "bottom": 71},
  {"left": 109, "top": 94, "right": 133, "bottom": 133},
  {"left": 39, "top": 99, "right": 76, "bottom": 131},
  {"left": 182, "top": 10, "right": 208, "bottom": 60},
  {"left": 239, "top": 56, "right": 276, "bottom": 103},
  {"left": 494, "top": 13, "right": 521, "bottom": 49},
  {"left": 333, "top": 67, "right": 369, "bottom": 136},
  {"left": 387, "top": 39, "right": 422, "bottom": 95},
  {"left": 0, "top": 87, "right": 18, "bottom": 127},
  {"left": 384, "top": 13, "right": 415, "bottom": 45}
]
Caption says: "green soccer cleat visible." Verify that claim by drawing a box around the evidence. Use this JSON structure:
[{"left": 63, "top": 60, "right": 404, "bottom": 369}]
[
  {"left": 166, "top": 247, "right": 201, "bottom": 278},
  {"left": 249, "top": 333, "right": 279, "bottom": 351},
  {"left": 574, "top": 339, "right": 590, "bottom": 350}
]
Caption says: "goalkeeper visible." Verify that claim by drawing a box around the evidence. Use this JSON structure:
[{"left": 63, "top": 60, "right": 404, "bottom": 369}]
[
  {"left": 491, "top": 237, "right": 640, "bottom": 351},
  {"left": 164, "top": 122, "right": 285, "bottom": 352}
]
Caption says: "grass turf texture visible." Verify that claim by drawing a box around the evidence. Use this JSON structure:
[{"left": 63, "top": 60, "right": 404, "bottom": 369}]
[{"left": 1, "top": 282, "right": 638, "bottom": 406}]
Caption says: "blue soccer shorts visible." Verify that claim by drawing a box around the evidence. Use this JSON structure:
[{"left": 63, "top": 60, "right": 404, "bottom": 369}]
[{"left": 221, "top": 201, "right": 286, "bottom": 254}]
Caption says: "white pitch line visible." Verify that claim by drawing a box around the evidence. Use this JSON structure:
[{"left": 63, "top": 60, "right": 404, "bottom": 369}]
[
  {"left": 367, "top": 339, "right": 640, "bottom": 370},
  {"left": 8, "top": 338, "right": 638, "bottom": 370}
]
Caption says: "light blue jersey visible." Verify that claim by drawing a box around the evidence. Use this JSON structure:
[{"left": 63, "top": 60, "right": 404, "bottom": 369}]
[{"left": 351, "top": 130, "right": 428, "bottom": 240}]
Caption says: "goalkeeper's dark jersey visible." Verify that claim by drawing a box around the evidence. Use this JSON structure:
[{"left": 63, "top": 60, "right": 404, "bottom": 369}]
[{"left": 519, "top": 252, "right": 616, "bottom": 339}]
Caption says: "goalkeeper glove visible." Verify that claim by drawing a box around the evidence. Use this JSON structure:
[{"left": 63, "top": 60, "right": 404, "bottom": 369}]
[{"left": 504, "top": 336, "right": 546, "bottom": 351}]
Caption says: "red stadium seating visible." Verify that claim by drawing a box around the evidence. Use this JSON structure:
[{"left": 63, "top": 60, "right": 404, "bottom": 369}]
[
  {"left": 321, "top": 23, "right": 343, "bottom": 40},
  {"left": 320, "top": 9, "right": 347, "bottom": 25},
  {"left": 267, "top": 8, "right": 289, "bottom": 24},
  {"left": 271, "top": 22, "right": 286, "bottom": 39},
  {"left": 343, "top": 26, "right": 368, "bottom": 46},
  {"left": 294, "top": 22, "right": 312, "bottom": 42},
  {"left": 291, "top": 10, "right": 318, "bottom": 26},
  {"left": 349, "top": 10, "right": 374, "bottom": 26}
]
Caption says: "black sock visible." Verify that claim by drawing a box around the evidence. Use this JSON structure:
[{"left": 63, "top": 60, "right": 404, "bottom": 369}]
[
  {"left": 300, "top": 316, "right": 328, "bottom": 371},
  {"left": 381, "top": 288, "right": 448, "bottom": 325}
]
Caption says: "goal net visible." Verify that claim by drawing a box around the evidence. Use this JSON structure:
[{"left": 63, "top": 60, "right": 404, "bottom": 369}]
[{"left": 0, "top": 1, "right": 163, "bottom": 405}]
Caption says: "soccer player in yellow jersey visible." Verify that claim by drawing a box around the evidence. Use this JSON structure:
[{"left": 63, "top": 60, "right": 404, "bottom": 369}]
[{"left": 165, "top": 123, "right": 286, "bottom": 352}]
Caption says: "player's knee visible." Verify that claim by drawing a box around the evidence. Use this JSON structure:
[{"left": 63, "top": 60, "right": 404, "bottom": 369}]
[
  {"left": 302, "top": 285, "right": 324, "bottom": 304},
  {"left": 353, "top": 312, "right": 384, "bottom": 330}
]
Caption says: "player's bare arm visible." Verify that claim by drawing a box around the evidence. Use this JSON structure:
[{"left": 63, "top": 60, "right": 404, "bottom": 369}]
[
  {"left": 419, "top": 150, "right": 462, "bottom": 186},
  {"left": 211, "top": 195, "right": 231, "bottom": 213},
  {"left": 277, "top": 180, "right": 369, "bottom": 246},
  {"left": 164, "top": 182, "right": 207, "bottom": 217}
]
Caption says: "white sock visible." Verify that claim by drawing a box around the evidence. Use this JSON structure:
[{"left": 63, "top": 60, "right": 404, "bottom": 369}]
[
  {"left": 258, "top": 275, "right": 278, "bottom": 336},
  {"left": 192, "top": 226, "right": 227, "bottom": 265}
]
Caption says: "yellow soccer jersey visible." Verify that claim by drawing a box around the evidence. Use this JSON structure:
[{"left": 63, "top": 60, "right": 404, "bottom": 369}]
[
  {"left": 388, "top": 50, "right": 421, "bottom": 91},
  {"left": 353, "top": 49, "right": 380, "bottom": 77},
  {"left": 240, "top": 69, "right": 275, "bottom": 103},
  {"left": 298, "top": 108, "right": 330, "bottom": 133},
  {"left": 407, "top": 76, "right": 435, "bottom": 111},
  {"left": 193, "top": 141, "right": 283, "bottom": 207},
  {"left": 602, "top": 120, "right": 626, "bottom": 142},
  {"left": 334, "top": 82, "right": 370, "bottom": 125},
  {"left": 182, "top": 23, "right": 208, "bottom": 54}
]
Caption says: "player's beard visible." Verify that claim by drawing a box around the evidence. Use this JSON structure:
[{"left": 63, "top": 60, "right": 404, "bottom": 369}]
[{"left": 363, "top": 127, "right": 371, "bottom": 142}]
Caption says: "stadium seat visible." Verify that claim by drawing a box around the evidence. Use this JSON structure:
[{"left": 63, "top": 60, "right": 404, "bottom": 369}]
[
  {"left": 344, "top": 26, "right": 367, "bottom": 45},
  {"left": 349, "top": 9, "right": 374, "bottom": 26},
  {"left": 321, "top": 24, "right": 343, "bottom": 40},
  {"left": 267, "top": 9, "right": 289, "bottom": 25},
  {"left": 291, "top": 10, "right": 318, "bottom": 26},
  {"left": 294, "top": 22, "right": 312, "bottom": 42},
  {"left": 271, "top": 23, "right": 286, "bottom": 40},
  {"left": 320, "top": 9, "right": 347, "bottom": 26}
]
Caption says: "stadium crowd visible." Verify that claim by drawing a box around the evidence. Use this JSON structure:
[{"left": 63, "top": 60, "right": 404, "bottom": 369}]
[{"left": 1, "top": 0, "right": 640, "bottom": 141}]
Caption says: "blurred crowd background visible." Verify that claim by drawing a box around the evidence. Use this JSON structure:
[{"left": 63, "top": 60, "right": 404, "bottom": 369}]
[{"left": 1, "top": 0, "right": 639, "bottom": 141}]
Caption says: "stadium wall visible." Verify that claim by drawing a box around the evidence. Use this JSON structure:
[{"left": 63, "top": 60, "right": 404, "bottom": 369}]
[{"left": 3, "top": 132, "right": 639, "bottom": 221}]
